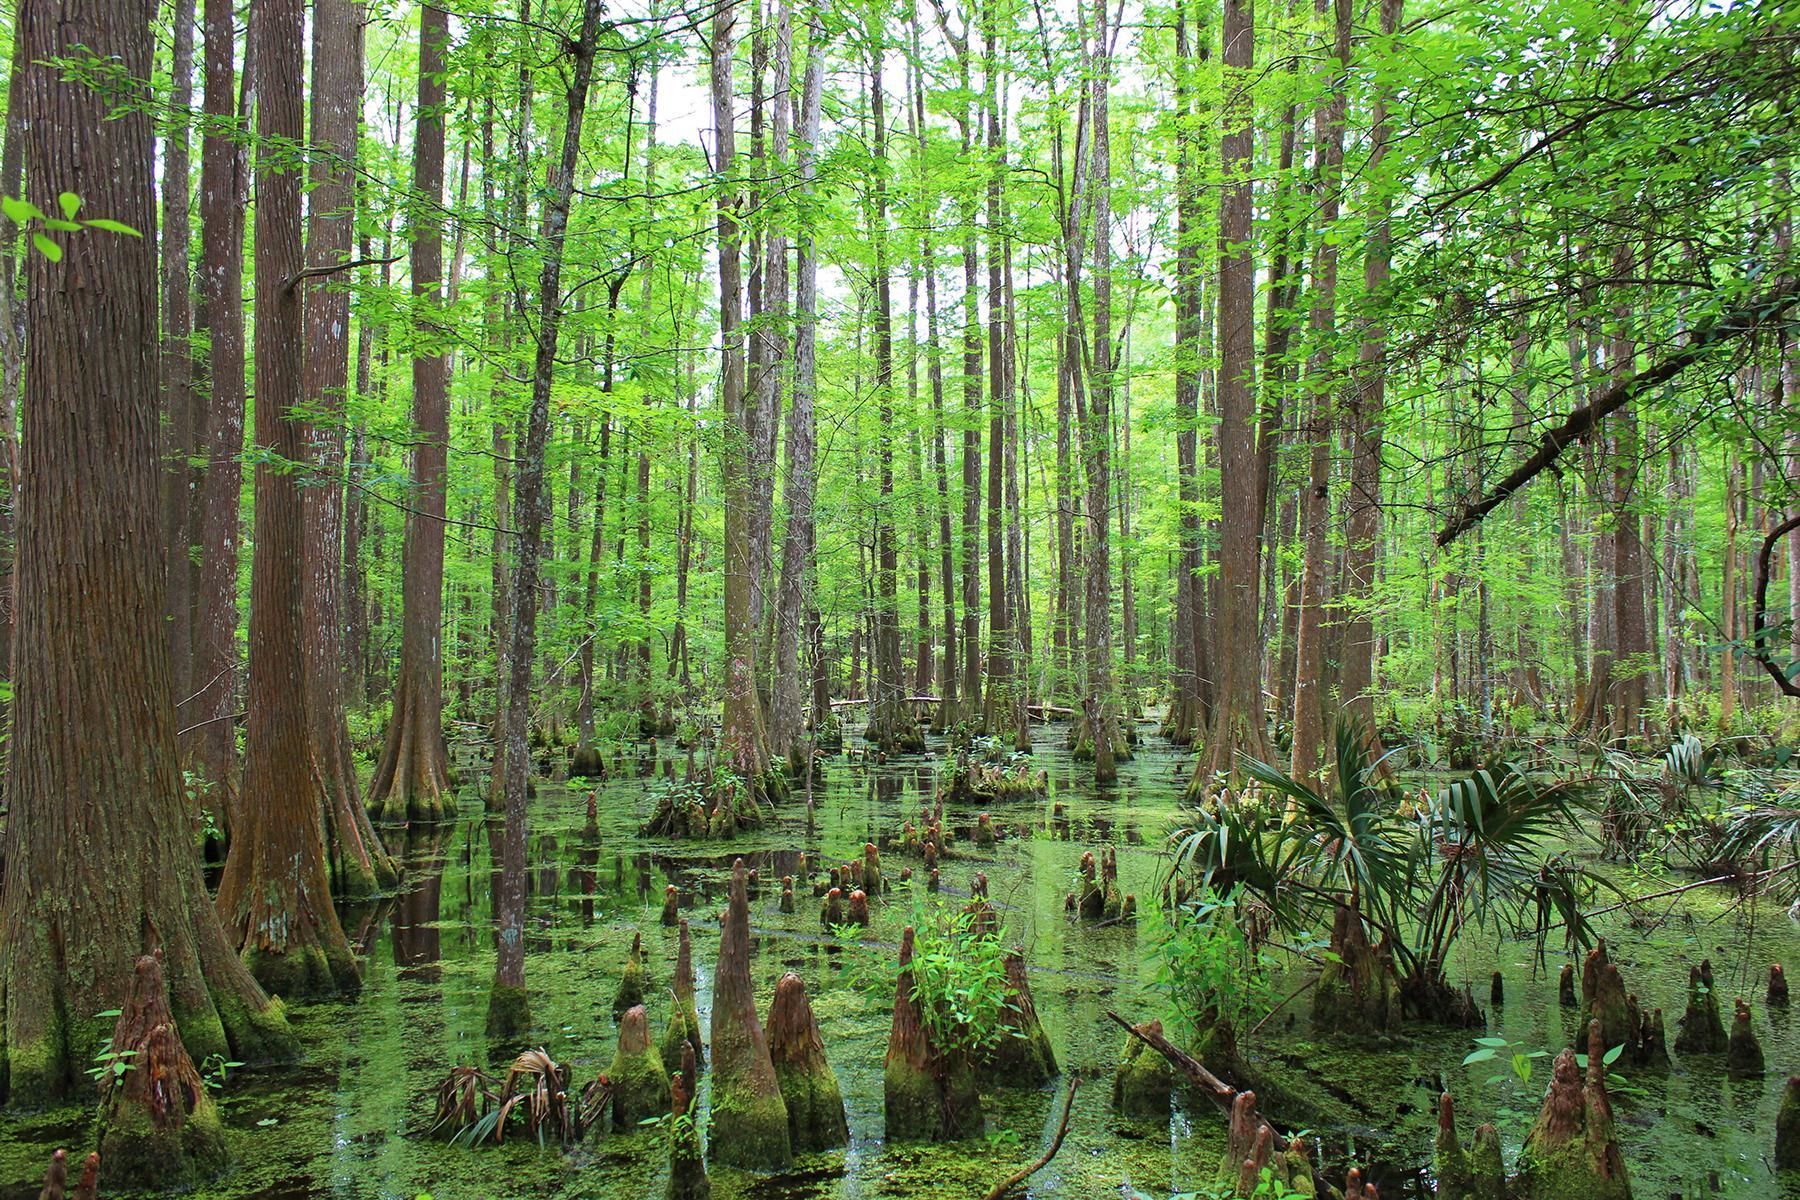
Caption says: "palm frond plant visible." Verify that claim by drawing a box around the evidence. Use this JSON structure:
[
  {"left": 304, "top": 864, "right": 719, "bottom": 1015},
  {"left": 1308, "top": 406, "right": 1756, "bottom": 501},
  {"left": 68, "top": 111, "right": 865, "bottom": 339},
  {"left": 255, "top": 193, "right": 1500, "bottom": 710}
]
[{"left": 1164, "top": 718, "right": 1594, "bottom": 1027}]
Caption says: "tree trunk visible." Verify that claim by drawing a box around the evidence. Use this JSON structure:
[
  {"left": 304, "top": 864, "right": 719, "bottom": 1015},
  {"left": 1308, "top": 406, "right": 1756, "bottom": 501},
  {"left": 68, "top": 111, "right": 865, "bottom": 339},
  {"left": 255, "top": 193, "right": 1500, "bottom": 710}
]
[
  {"left": 771, "top": 6, "right": 823, "bottom": 766},
  {"left": 215, "top": 0, "right": 361, "bottom": 1001},
  {"left": 160, "top": 0, "right": 197, "bottom": 703},
  {"left": 1194, "top": 0, "right": 1273, "bottom": 789},
  {"left": 301, "top": 0, "right": 395, "bottom": 897},
  {"left": 488, "top": 0, "right": 608, "bottom": 1042},
  {"left": 184, "top": 0, "right": 250, "bottom": 817},
  {"left": 1, "top": 0, "right": 293, "bottom": 1103},
  {"left": 1166, "top": 0, "right": 1205, "bottom": 745},
  {"left": 1289, "top": 0, "right": 1351, "bottom": 787},
  {"left": 368, "top": 4, "right": 454, "bottom": 823}
]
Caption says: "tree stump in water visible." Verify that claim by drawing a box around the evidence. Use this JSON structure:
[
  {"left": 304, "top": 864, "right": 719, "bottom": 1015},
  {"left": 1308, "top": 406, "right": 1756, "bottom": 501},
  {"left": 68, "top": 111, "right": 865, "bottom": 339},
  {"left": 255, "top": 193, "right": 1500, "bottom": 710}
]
[
  {"left": 96, "top": 955, "right": 228, "bottom": 1190},
  {"left": 1212, "top": 1090, "right": 1318, "bottom": 1197},
  {"left": 667, "top": 1043, "right": 710, "bottom": 1200},
  {"left": 609, "top": 1005, "right": 671, "bottom": 1129},
  {"left": 883, "top": 925, "right": 983, "bottom": 1141},
  {"left": 766, "top": 972, "right": 847, "bottom": 1152},
  {"left": 34, "top": 1149, "right": 99, "bottom": 1200},
  {"left": 1674, "top": 960, "right": 1728, "bottom": 1055},
  {"left": 707, "top": 859, "right": 790, "bottom": 1168},
  {"left": 1513, "top": 1020, "right": 1631, "bottom": 1200},
  {"left": 1558, "top": 962, "right": 1577, "bottom": 1008},
  {"left": 1111, "top": 1020, "right": 1175, "bottom": 1119},
  {"left": 1770, "top": 963, "right": 1789, "bottom": 1008},
  {"left": 1312, "top": 903, "right": 1403, "bottom": 1034}
]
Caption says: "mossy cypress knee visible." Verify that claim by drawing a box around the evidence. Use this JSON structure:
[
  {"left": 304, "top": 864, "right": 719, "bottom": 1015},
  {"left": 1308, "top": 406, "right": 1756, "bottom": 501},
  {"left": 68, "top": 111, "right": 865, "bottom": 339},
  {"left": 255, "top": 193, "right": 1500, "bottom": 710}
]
[
  {"left": 1727, "top": 998, "right": 1764, "bottom": 1077},
  {"left": 884, "top": 925, "right": 938, "bottom": 1140},
  {"left": 766, "top": 972, "right": 848, "bottom": 1152},
  {"left": 1675, "top": 960, "right": 1728, "bottom": 1054},
  {"left": 707, "top": 859, "right": 791, "bottom": 1169},
  {"left": 1112, "top": 1021, "right": 1175, "bottom": 1119},
  {"left": 96, "top": 955, "right": 228, "bottom": 1191},
  {"left": 614, "top": 931, "right": 649, "bottom": 1020},
  {"left": 673, "top": 919, "right": 705, "bottom": 1068},
  {"left": 609, "top": 1005, "right": 672, "bottom": 1129},
  {"left": 985, "top": 949, "right": 1056, "bottom": 1086},
  {"left": 1513, "top": 1021, "right": 1631, "bottom": 1200},
  {"left": 668, "top": 1043, "right": 710, "bottom": 1200}
]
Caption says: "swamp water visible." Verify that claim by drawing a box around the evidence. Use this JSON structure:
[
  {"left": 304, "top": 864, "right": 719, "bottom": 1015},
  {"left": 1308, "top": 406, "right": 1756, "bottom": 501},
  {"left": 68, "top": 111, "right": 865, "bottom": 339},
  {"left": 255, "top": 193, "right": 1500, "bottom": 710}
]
[{"left": 3, "top": 721, "right": 1799, "bottom": 1199}]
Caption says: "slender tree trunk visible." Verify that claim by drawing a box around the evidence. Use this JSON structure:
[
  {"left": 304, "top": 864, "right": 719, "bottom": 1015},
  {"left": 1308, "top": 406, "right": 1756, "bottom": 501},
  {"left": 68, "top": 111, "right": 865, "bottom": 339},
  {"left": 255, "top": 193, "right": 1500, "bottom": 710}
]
[
  {"left": 369, "top": 4, "right": 453, "bottom": 823},
  {"left": 981, "top": 9, "right": 1012, "bottom": 738},
  {"left": 215, "top": 0, "right": 361, "bottom": 1000},
  {"left": 866, "top": 17, "right": 921, "bottom": 754},
  {"left": 715, "top": 0, "right": 780, "bottom": 801},
  {"left": 1081, "top": 0, "right": 1120, "bottom": 783},
  {"left": 771, "top": 5, "right": 823, "bottom": 766},
  {"left": 488, "top": 0, "right": 608, "bottom": 1041},
  {"left": 161, "top": 0, "right": 197, "bottom": 701},
  {"left": 1167, "top": 0, "right": 1206, "bottom": 745},
  {"left": 1340, "top": 0, "right": 1400, "bottom": 741},
  {"left": 1, "top": 0, "right": 293, "bottom": 1103}
]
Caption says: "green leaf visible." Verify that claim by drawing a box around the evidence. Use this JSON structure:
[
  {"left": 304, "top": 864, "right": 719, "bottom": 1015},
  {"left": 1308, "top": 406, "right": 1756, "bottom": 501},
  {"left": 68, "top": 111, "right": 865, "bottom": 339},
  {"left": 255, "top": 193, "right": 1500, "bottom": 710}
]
[
  {"left": 42, "top": 218, "right": 79, "bottom": 233},
  {"left": 1462, "top": 1047, "right": 1497, "bottom": 1064},
  {"left": 32, "top": 233, "right": 61, "bottom": 262},
  {"left": 2, "top": 195, "right": 36, "bottom": 226},
  {"left": 1602, "top": 1042, "right": 1624, "bottom": 1065},
  {"left": 57, "top": 192, "right": 80, "bottom": 220},
  {"left": 82, "top": 217, "right": 142, "bottom": 238}
]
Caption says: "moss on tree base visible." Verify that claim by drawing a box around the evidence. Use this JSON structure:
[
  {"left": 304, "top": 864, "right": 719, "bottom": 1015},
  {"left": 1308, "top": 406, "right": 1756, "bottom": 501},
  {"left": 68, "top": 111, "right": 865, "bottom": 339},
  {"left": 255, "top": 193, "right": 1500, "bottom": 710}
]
[{"left": 485, "top": 982, "right": 531, "bottom": 1045}]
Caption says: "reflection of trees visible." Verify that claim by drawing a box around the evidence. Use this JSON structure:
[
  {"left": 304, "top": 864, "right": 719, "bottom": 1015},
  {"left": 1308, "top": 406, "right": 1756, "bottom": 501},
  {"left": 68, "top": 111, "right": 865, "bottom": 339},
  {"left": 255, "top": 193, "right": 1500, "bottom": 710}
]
[{"left": 393, "top": 825, "right": 448, "bottom": 982}]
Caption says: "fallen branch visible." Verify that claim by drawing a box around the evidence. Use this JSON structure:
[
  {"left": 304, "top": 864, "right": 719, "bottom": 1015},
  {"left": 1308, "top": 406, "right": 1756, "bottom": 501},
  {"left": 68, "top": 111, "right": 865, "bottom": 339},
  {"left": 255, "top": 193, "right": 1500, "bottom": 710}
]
[
  {"left": 1751, "top": 513, "right": 1800, "bottom": 697},
  {"left": 1435, "top": 278, "right": 1800, "bottom": 547},
  {"left": 1104, "top": 1010, "right": 1234, "bottom": 1106},
  {"left": 983, "top": 1074, "right": 1079, "bottom": 1200}
]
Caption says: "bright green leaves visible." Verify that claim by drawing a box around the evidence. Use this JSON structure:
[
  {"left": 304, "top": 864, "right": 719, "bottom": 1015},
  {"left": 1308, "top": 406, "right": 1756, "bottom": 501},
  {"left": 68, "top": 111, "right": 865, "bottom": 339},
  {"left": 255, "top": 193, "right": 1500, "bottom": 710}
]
[{"left": 1, "top": 191, "right": 142, "bottom": 263}]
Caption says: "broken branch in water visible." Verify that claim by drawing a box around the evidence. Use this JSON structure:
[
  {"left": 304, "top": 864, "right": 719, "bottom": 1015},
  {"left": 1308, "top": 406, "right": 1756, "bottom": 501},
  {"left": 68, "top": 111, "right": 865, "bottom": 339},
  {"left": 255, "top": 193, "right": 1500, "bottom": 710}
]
[{"left": 983, "top": 1074, "right": 1079, "bottom": 1200}]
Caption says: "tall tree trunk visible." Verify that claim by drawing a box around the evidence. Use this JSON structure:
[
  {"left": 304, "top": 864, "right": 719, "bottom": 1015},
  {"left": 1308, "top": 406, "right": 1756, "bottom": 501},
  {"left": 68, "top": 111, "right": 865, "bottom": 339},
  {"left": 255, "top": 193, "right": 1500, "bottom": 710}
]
[
  {"left": 1194, "top": 0, "right": 1272, "bottom": 788},
  {"left": 302, "top": 0, "right": 395, "bottom": 896},
  {"left": 715, "top": 0, "right": 780, "bottom": 802},
  {"left": 867, "top": 15, "right": 921, "bottom": 754},
  {"left": 1340, "top": 0, "right": 1401, "bottom": 740},
  {"left": 1, "top": 0, "right": 293, "bottom": 1103},
  {"left": 1166, "top": 0, "right": 1205, "bottom": 745},
  {"left": 981, "top": 8, "right": 1012, "bottom": 738},
  {"left": 488, "top": 0, "right": 608, "bottom": 1041},
  {"left": 185, "top": 0, "right": 250, "bottom": 817},
  {"left": 161, "top": 0, "right": 197, "bottom": 702},
  {"left": 771, "top": 5, "right": 823, "bottom": 766},
  {"left": 368, "top": 4, "right": 453, "bottom": 823},
  {"left": 1081, "top": 0, "right": 1121, "bottom": 782},
  {"left": 215, "top": 0, "right": 360, "bottom": 1000},
  {"left": 1289, "top": 0, "right": 1350, "bottom": 786}
]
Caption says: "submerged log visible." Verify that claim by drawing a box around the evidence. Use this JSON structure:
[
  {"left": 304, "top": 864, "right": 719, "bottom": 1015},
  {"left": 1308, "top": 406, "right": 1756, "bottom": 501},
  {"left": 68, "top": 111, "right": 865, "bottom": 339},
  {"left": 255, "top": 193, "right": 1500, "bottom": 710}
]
[
  {"left": 1513, "top": 1020, "right": 1631, "bottom": 1200},
  {"left": 707, "top": 859, "right": 791, "bottom": 1168},
  {"left": 1674, "top": 960, "right": 1728, "bottom": 1055},
  {"left": 1727, "top": 998, "right": 1765, "bottom": 1077},
  {"left": 609, "top": 1004, "right": 672, "bottom": 1129},
  {"left": 667, "top": 1043, "right": 710, "bottom": 1200},
  {"left": 96, "top": 954, "right": 228, "bottom": 1190},
  {"left": 766, "top": 972, "right": 848, "bottom": 1152}
]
